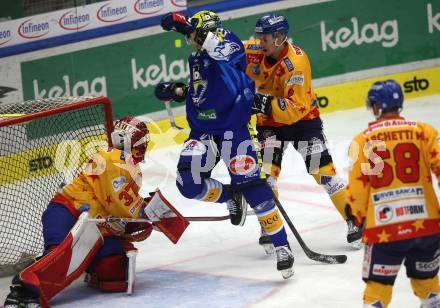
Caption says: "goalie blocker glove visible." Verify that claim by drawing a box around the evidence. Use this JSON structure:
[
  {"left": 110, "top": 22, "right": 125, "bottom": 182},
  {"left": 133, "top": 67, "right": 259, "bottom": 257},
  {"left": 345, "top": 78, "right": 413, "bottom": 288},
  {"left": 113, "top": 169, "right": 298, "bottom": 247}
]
[
  {"left": 154, "top": 82, "right": 188, "bottom": 102},
  {"left": 161, "top": 12, "right": 195, "bottom": 35},
  {"left": 252, "top": 93, "right": 273, "bottom": 115}
]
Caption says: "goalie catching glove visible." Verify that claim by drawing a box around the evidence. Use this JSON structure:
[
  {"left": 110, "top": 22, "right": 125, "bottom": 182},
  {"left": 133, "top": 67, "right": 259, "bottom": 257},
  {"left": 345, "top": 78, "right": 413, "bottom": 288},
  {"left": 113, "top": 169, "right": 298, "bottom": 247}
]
[
  {"left": 122, "top": 222, "right": 153, "bottom": 242},
  {"left": 154, "top": 82, "right": 188, "bottom": 102}
]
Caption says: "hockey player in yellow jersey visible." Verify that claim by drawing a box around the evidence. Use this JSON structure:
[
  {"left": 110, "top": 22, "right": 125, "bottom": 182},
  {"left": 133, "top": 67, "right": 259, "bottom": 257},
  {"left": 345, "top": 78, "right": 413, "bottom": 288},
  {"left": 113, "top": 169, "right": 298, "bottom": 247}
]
[
  {"left": 244, "top": 13, "right": 361, "bottom": 252},
  {"left": 346, "top": 80, "right": 440, "bottom": 308},
  {"left": 4, "top": 116, "right": 155, "bottom": 307}
]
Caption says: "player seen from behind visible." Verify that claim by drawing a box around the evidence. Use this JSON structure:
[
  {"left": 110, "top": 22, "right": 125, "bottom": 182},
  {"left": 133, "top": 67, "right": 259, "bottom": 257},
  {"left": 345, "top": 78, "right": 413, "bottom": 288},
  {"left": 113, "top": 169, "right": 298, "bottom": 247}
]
[
  {"left": 4, "top": 116, "right": 159, "bottom": 307},
  {"left": 154, "top": 10, "right": 294, "bottom": 278},
  {"left": 244, "top": 13, "right": 362, "bottom": 253},
  {"left": 346, "top": 80, "right": 440, "bottom": 308}
]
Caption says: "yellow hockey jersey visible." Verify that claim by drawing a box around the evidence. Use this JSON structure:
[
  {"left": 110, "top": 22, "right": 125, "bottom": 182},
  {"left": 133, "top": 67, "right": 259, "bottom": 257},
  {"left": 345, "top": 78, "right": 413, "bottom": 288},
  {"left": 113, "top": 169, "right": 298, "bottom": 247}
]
[
  {"left": 53, "top": 148, "right": 145, "bottom": 236},
  {"left": 244, "top": 40, "right": 319, "bottom": 127},
  {"left": 346, "top": 116, "right": 440, "bottom": 243}
]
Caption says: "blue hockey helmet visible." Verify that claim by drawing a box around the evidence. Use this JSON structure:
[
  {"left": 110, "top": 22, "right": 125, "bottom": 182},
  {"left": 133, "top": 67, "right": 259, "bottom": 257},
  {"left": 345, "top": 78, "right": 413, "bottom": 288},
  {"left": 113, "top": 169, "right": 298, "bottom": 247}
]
[
  {"left": 366, "top": 79, "right": 404, "bottom": 113},
  {"left": 255, "top": 13, "right": 289, "bottom": 36}
]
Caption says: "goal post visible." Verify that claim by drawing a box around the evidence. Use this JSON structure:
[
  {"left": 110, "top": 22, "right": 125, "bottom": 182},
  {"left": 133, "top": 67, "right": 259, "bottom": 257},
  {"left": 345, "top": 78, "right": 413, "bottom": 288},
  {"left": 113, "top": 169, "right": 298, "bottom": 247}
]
[{"left": 0, "top": 96, "right": 113, "bottom": 277}]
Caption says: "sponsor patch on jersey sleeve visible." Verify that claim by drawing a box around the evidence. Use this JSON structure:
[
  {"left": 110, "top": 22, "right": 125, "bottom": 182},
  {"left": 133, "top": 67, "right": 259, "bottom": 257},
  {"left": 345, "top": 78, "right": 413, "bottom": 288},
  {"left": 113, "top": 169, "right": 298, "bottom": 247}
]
[
  {"left": 285, "top": 74, "right": 304, "bottom": 85},
  {"left": 277, "top": 98, "right": 286, "bottom": 111},
  {"left": 283, "top": 57, "right": 294, "bottom": 71}
]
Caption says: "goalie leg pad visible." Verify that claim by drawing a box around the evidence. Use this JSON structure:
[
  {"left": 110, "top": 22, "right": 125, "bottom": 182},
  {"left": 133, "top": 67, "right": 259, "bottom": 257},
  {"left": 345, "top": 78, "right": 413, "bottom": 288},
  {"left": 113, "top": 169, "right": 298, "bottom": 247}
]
[
  {"left": 19, "top": 212, "right": 103, "bottom": 306},
  {"left": 89, "top": 255, "right": 128, "bottom": 292}
]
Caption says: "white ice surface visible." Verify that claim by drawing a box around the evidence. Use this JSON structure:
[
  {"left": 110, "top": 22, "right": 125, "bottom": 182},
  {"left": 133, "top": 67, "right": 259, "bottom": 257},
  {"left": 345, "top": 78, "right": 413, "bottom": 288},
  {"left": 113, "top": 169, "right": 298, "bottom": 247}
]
[{"left": 1, "top": 95, "right": 439, "bottom": 307}]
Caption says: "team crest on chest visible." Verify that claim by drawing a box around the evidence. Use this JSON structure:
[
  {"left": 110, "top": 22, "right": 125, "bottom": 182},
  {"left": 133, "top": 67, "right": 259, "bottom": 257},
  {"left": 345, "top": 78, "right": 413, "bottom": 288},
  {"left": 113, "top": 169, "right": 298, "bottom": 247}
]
[{"left": 191, "top": 64, "right": 207, "bottom": 106}]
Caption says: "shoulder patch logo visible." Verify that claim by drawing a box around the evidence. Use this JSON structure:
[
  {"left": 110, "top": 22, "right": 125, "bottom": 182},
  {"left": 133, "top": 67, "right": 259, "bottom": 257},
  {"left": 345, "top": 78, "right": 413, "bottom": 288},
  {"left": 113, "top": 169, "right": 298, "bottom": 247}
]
[
  {"left": 283, "top": 58, "right": 294, "bottom": 71},
  {"left": 292, "top": 45, "right": 303, "bottom": 55}
]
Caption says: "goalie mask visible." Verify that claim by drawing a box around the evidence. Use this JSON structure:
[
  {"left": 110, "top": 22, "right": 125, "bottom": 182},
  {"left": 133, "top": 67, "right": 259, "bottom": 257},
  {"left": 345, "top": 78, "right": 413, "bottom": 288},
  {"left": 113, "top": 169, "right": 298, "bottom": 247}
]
[{"left": 111, "top": 116, "right": 149, "bottom": 164}]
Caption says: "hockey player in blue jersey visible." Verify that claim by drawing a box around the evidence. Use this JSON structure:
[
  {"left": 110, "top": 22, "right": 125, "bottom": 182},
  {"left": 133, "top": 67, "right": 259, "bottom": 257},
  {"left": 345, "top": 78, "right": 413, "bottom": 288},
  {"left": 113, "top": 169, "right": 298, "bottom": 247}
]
[{"left": 155, "top": 10, "right": 294, "bottom": 278}]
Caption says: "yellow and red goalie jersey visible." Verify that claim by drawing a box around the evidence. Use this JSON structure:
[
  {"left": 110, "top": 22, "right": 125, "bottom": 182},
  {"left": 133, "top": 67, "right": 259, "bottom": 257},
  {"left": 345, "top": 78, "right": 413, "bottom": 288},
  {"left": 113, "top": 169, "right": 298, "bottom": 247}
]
[
  {"left": 53, "top": 148, "right": 145, "bottom": 236},
  {"left": 346, "top": 116, "right": 440, "bottom": 244},
  {"left": 244, "top": 40, "right": 319, "bottom": 127}
]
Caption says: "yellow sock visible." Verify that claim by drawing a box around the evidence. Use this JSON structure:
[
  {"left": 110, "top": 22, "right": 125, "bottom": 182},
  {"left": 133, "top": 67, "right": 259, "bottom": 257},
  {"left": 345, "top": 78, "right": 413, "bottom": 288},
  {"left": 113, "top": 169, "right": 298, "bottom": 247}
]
[
  {"left": 310, "top": 163, "right": 347, "bottom": 219},
  {"left": 411, "top": 276, "right": 440, "bottom": 299},
  {"left": 364, "top": 281, "right": 393, "bottom": 308},
  {"left": 263, "top": 162, "right": 280, "bottom": 198}
]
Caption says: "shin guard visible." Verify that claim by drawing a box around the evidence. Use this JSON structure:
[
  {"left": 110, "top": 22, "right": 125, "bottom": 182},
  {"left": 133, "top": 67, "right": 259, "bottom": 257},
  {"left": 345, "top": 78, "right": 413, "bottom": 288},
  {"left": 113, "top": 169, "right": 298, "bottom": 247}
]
[
  {"left": 311, "top": 163, "right": 347, "bottom": 219},
  {"left": 19, "top": 212, "right": 103, "bottom": 306},
  {"left": 363, "top": 281, "right": 393, "bottom": 308}
]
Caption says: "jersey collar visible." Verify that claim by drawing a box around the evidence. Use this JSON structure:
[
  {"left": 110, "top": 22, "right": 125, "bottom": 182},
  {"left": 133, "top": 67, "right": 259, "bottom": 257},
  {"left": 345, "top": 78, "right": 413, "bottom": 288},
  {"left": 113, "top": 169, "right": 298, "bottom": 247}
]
[{"left": 263, "top": 43, "right": 289, "bottom": 68}]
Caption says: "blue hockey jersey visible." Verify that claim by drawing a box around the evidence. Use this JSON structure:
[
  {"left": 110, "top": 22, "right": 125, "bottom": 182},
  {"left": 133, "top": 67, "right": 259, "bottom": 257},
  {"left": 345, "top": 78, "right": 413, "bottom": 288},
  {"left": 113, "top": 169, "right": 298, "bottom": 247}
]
[{"left": 186, "top": 28, "right": 255, "bottom": 134}]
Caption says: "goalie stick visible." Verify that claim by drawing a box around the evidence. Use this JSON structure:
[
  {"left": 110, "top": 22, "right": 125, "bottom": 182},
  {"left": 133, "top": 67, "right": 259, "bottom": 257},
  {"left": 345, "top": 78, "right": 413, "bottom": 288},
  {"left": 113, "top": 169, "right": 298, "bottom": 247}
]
[
  {"left": 164, "top": 100, "right": 190, "bottom": 134},
  {"left": 273, "top": 197, "right": 347, "bottom": 264},
  {"left": 89, "top": 210, "right": 255, "bottom": 223}
]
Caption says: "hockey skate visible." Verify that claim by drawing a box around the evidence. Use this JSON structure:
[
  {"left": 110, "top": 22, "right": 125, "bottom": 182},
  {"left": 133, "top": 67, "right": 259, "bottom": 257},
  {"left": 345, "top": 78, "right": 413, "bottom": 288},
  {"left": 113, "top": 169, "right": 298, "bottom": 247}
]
[
  {"left": 225, "top": 186, "right": 247, "bottom": 226},
  {"left": 275, "top": 245, "right": 294, "bottom": 279},
  {"left": 421, "top": 293, "right": 440, "bottom": 308},
  {"left": 258, "top": 227, "right": 275, "bottom": 255},
  {"left": 346, "top": 218, "right": 363, "bottom": 249},
  {"left": 3, "top": 285, "right": 41, "bottom": 308}
]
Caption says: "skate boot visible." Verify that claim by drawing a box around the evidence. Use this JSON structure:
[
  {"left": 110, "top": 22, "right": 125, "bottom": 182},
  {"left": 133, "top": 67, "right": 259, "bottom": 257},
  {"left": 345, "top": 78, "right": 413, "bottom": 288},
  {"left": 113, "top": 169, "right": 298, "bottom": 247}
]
[
  {"left": 258, "top": 227, "right": 274, "bottom": 255},
  {"left": 225, "top": 186, "right": 247, "bottom": 226},
  {"left": 4, "top": 285, "right": 41, "bottom": 308},
  {"left": 347, "top": 217, "right": 363, "bottom": 249},
  {"left": 275, "top": 245, "right": 294, "bottom": 279},
  {"left": 421, "top": 293, "right": 440, "bottom": 308}
]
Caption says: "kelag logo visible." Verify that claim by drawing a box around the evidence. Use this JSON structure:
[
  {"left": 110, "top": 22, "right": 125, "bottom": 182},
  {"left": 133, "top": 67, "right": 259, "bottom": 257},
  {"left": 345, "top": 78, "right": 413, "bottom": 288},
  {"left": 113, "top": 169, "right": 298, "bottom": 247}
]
[
  {"left": 59, "top": 10, "right": 91, "bottom": 30},
  {"left": 171, "top": 0, "right": 186, "bottom": 7},
  {"left": 317, "top": 96, "right": 329, "bottom": 108},
  {"left": 0, "top": 29, "right": 12, "bottom": 46},
  {"left": 403, "top": 76, "right": 429, "bottom": 93},
  {"left": 97, "top": 3, "right": 128, "bottom": 22},
  {"left": 18, "top": 18, "right": 50, "bottom": 39},
  {"left": 134, "top": 0, "right": 165, "bottom": 15}
]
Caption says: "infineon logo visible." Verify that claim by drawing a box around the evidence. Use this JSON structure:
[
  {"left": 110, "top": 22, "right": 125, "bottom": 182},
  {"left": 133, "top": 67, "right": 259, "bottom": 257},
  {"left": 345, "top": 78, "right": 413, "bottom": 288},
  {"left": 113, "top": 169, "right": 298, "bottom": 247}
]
[
  {"left": 171, "top": 0, "right": 186, "bottom": 7},
  {"left": 97, "top": 3, "right": 128, "bottom": 23},
  {"left": 134, "top": 0, "right": 165, "bottom": 15},
  {"left": 18, "top": 18, "right": 50, "bottom": 39},
  {"left": 59, "top": 10, "right": 91, "bottom": 30},
  {"left": 0, "top": 30, "right": 12, "bottom": 46}
]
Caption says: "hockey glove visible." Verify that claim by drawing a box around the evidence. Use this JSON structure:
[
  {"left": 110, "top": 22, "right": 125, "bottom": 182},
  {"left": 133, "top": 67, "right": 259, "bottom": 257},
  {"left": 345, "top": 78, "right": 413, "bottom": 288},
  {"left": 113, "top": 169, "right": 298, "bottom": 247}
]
[
  {"left": 154, "top": 82, "right": 188, "bottom": 102},
  {"left": 122, "top": 222, "right": 153, "bottom": 242},
  {"left": 252, "top": 93, "right": 273, "bottom": 115},
  {"left": 161, "top": 12, "right": 195, "bottom": 35}
]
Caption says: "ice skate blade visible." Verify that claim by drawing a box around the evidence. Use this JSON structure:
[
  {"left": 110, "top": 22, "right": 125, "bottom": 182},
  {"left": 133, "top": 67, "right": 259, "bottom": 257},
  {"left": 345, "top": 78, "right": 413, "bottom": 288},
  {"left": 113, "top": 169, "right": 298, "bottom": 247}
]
[
  {"left": 262, "top": 243, "right": 275, "bottom": 255},
  {"left": 349, "top": 239, "right": 364, "bottom": 250},
  {"left": 280, "top": 268, "right": 294, "bottom": 279}
]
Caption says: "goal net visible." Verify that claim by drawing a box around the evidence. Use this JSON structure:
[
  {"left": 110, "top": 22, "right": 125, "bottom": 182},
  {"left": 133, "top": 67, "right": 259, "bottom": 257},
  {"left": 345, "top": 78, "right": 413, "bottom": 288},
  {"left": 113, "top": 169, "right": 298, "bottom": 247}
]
[{"left": 0, "top": 96, "right": 113, "bottom": 277}]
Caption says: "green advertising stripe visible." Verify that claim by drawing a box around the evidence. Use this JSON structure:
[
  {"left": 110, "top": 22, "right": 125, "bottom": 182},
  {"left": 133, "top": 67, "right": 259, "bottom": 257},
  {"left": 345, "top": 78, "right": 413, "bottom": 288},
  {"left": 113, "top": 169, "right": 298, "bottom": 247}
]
[{"left": 21, "top": 0, "right": 440, "bottom": 118}]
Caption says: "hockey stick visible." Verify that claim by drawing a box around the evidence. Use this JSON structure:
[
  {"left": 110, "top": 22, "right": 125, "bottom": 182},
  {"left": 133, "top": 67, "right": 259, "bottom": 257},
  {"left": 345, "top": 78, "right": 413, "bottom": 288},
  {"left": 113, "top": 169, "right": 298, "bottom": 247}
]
[
  {"left": 273, "top": 197, "right": 347, "bottom": 264},
  {"left": 89, "top": 210, "right": 255, "bottom": 223},
  {"left": 163, "top": 100, "right": 190, "bottom": 134}
]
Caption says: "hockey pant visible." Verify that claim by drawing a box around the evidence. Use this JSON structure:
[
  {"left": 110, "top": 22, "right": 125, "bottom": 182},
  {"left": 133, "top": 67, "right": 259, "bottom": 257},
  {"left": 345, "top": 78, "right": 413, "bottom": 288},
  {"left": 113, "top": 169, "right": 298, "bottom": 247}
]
[
  {"left": 176, "top": 124, "right": 288, "bottom": 247},
  {"left": 257, "top": 117, "right": 347, "bottom": 219},
  {"left": 362, "top": 234, "right": 440, "bottom": 307}
]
